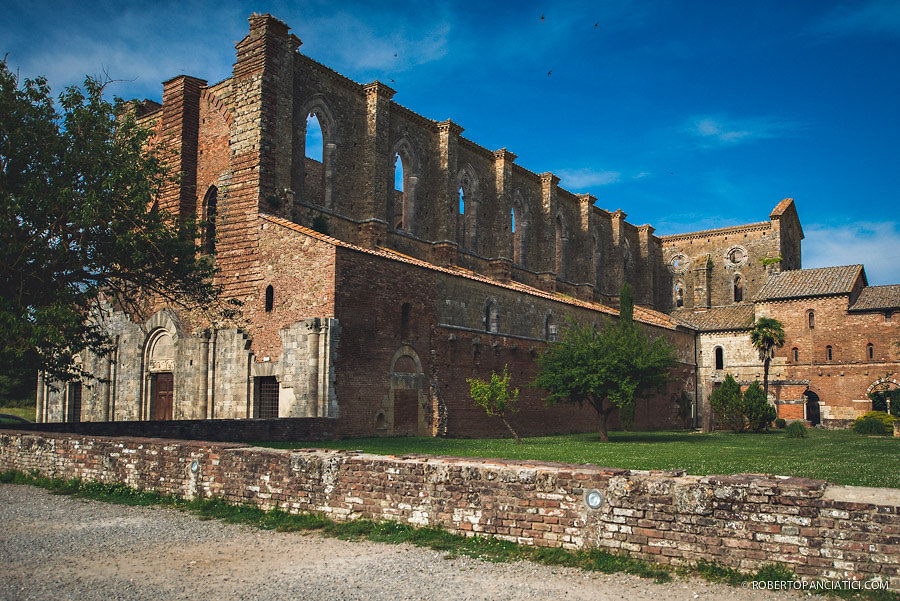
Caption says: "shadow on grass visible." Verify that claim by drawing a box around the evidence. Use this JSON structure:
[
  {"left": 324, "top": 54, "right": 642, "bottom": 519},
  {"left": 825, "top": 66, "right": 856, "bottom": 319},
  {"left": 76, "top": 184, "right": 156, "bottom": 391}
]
[{"left": 602, "top": 431, "right": 705, "bottom": 444}]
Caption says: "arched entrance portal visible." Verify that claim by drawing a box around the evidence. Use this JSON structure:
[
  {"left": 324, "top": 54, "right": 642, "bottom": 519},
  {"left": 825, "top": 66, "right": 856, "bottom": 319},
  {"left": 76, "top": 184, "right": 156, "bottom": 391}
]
[
  {"left": 803, "top": 390, "right": 821, "bottom": 426},
  {"left": 381, "top": 346, "right": 428, "bottom": 436},
  {"left": 144, "top": 328, "right": 175, "bottom": 421}
]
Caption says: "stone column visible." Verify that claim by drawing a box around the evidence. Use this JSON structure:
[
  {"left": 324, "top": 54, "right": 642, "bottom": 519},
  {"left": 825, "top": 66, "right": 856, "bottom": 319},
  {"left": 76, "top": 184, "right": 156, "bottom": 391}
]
[{"left": 305, "top": 318, "right": 321, "bottom": 417}]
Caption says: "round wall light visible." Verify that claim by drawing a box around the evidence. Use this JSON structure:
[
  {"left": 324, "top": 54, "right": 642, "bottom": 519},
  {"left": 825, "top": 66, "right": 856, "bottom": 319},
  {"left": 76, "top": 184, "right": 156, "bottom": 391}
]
[{"left": 584, "top": 489, "right": 604, "bottom": 509}]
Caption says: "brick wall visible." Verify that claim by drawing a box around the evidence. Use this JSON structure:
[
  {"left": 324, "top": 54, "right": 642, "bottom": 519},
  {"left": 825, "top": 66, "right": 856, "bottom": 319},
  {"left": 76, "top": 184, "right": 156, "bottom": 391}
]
[
  {"left": 759, "top": 297, "right": 900, "bottom": 425},
  {"left": 1, "top": 431, "right": 897, "bottom": 586},
  {"left": 331, "top": 241, "right": 695, "bottom": 438}
]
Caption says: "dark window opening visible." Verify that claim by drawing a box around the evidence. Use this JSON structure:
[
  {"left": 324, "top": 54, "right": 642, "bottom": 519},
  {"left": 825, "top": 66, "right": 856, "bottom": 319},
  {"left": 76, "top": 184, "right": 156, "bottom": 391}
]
[
  {"left": 265, "top": 285, "right": 274, "bottom": 313},
  {"left": 257, "top": 376, "right": 279, "bottom": 419},
  {"left": 400, "top": 302, "right": 411, "bottom": 341},
  {"left": 715, "top": 347, "right": 724, "bottom": 370},
  {"left": 867, "top": 343, "right": 874, "bottom": 360},
  {"left": 554, "top": 216, "right": 564, "bottom": 277},
  {"left": 733, "top": 274, "right": 743, "bottom": 302},
  {"left": 68, "top": 383, "right": 82, "bottom": 423},
  {"left": 675, "top": 283, "right": 684, "bottom": 308},
  {"left": 203, "top": 186, "right": 217, "bottom": 254},
  {"left": 808, "top": 311, "right": 815, "bottom": 329},
  {"left": 826, "top": 345, "right": 833, "bottom": 361},
  {"left": 792, "top": 347, "right": 799, "bottom": 362}
]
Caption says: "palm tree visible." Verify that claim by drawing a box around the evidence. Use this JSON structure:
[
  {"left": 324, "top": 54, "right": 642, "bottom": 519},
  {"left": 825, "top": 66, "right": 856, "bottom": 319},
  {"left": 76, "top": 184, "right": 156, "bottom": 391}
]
[{"left": 750, "top": 317, "right": 786, "bottom": 399}]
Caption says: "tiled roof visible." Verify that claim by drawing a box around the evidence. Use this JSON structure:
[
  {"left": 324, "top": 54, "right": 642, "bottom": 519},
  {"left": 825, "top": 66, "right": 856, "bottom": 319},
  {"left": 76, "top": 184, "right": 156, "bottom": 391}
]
[
  {"left": 670, "top": 304, "right": 756, "bottom": 332},
  {"left": 261, "top": 214, "right": 688, "bottom": 331},
  {"left": 849, "top": 285, "right": 900, "bottom": 311},
  {"left": 754, "top": 265, "right": 864, "bottom": 301},
  {"left": 769, "top": 197, "right": 794, "bottom": 217}
]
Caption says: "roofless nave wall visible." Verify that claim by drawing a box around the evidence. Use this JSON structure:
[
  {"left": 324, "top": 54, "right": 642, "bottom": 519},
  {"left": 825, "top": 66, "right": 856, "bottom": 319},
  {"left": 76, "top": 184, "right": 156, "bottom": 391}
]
[{"left": 139, "top": 13, "right": 796, "bottom": 314}]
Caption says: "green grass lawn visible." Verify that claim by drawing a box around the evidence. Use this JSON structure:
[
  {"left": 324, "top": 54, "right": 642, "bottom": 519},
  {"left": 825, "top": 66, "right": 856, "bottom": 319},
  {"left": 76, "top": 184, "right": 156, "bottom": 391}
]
[
  {"left": 0, "top": 406, "right": 35, "bottom": 422},
  {"left": 259, "top": 429, "right": 900, "bottom": 489}
]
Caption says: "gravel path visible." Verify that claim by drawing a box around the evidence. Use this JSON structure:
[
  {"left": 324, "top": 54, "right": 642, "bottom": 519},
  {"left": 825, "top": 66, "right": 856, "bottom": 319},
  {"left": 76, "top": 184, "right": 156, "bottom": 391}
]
[{"left": 0, "top": 484, "right": 800, "bottom": 601}]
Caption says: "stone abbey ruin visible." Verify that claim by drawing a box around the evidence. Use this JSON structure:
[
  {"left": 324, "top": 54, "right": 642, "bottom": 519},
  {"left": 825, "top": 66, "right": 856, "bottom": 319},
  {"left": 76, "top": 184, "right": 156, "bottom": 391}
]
[{"left": 36, "top": 14, "right": 900, "bottom": 436}]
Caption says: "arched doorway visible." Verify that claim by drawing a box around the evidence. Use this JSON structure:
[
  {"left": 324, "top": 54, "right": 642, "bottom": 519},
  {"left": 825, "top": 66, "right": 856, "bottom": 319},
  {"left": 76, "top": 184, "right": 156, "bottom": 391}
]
[
  {"left": 803, "top": 390, "right": 821, "bottom": 426},
  {"left": 382, "top": 346, "right": 427, "bottom": 436},
  {"left": 145, "top": 328, "right": 175, "bottom": 421}
]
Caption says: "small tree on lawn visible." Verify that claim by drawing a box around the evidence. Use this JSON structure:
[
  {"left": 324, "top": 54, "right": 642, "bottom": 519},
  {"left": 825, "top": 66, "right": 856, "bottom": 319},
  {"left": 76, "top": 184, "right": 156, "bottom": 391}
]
[
  {"left": 750, "top": 317, "right": 785, "bottom": 399},
  {"left": 743, "top": 380, "right": 776, "bottom": 432},
  {"left": 709, "top": 374, "right": 744, "bottom": 432},
  {"left": 532, "top": 283, "right": 675, "bottom": 442},
  {"left": 468, "top": 365, "right": 521, "bottom": 444}
]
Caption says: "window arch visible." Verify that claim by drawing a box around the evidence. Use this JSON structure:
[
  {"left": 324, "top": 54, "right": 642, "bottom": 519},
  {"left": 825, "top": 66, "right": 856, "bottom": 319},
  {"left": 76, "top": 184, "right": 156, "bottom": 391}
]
[
  {"left": 808, "top": 310, "right": 815, "bottom": 329},
  {"left": 511, "top": 190, "right": 527, "bottom": 266},
  {"left": 792, "top": 347, "right": 799, "bottom": 362},
  {"left": 457, "top": 164, "right": 478, "bottom": 250},
  {"left": 391, "top": 138, "right": 419, "bottom": 233},
  {"left": 715, "top": 347, "right": 724, "bottom": 370},
  {"left": 202, "top": 186, "right": 218, "bottom": 254},
  {"left": 301, "top": 97, "right": 338, "bottom": 209},
  {"left": 826, "top": 345, "right": 833, "bottom": 361},
  {"left": 554, "top": 214, "right": 567, "bottom": 278},
  {"left": 867, "top": 343, "right": 874, "bottom": 361},
  {"left": 265, "top": 285, "right": 274, "bottom": 313},
  {"left": 483, "top": 299, "right": 499, "bottom": 333},
  {"left": 733, "top": 274, "right": 743, "bottom": 303},
  {"left": 674, "top": 282, "right": 684, "bottom": 308},
  {"left": 592, "top": 233, "right": 602, "bottom": 289}
]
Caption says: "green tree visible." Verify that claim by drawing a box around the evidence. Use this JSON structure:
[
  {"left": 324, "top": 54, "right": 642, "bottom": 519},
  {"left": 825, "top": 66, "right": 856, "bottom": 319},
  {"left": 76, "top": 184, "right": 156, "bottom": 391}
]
[
  {"left": 468, "top": 365, "right": 521, "bottom": 444},
  {"left": 0, "top": 61, "right": 224, "bottom": 384},
  {"left": 749, "top": 317, "right": 785, "bottom": 399},
  {"left": 709, "top": 374, "right": 745, "bottom": 432},
  {"left": 743, "top": 380, "right": 776, "bottom": 432},
  {"left": 532, "top": 284, "right": 676, "bottom": 442}
]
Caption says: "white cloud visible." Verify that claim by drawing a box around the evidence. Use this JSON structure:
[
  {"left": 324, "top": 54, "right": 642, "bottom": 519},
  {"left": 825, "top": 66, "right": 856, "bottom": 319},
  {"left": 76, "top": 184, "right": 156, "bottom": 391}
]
[
  {"left": 803, "top": 221, "right": 900, "bottom": 285},
  {"left": 557, "top": 168, "right": 621, "bottom": 189},
  {"left": 812, "top": 0, "right": 900, "bottom": 37},
  {"left": 685, "top": 114, "right": 801, "bottom": 147}
]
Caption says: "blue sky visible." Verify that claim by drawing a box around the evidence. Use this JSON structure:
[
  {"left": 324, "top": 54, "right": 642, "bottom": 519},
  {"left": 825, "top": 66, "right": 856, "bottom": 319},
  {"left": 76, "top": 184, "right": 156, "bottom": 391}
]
[{"left": 3, "top": 0, "right": 899, "bottom": 284}]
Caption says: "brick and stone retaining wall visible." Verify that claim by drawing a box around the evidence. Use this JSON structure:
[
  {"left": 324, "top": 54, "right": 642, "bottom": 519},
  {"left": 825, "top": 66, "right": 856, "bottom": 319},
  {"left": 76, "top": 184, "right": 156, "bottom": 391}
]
[{"left": 1, "top": 430, "right": 897, "bottom": 586}]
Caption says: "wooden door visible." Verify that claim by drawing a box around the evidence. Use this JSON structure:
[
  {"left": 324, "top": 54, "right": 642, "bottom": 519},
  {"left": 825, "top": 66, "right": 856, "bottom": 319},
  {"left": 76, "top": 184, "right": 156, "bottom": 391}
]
[{"left": 152, "top": 372, "right": 174, "bottom": 421}]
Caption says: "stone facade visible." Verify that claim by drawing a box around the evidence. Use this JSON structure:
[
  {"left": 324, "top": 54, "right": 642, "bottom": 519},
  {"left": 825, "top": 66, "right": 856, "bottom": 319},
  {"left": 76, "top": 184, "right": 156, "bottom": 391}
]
[
  {"left": 36, "top": 13, "right": 900, "bottom": 434},
  {"left": 2, "top": 431, "right": 899, "bottom": 586}
]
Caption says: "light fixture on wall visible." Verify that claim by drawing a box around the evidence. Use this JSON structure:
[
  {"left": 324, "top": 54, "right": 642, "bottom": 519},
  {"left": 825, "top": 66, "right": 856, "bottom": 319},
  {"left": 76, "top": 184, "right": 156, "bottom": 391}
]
[{"left": 584, "top": 489, "right": 604, "bottom": 509}]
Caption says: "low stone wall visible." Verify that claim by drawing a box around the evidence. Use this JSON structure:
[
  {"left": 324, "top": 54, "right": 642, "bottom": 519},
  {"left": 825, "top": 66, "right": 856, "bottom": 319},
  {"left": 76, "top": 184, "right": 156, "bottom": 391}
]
[
  {"left": 0, "top": 431, "right": 897, "bottom": 586},
  {"left": 2, "top": 417, "right": 338, "bottom": 442}
]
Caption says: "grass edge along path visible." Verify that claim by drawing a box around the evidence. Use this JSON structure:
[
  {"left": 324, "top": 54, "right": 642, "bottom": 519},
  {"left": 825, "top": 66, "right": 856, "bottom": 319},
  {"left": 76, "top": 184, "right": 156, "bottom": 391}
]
[{"left": 1, "top": 470, "right": 896, "bottom": 601}]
